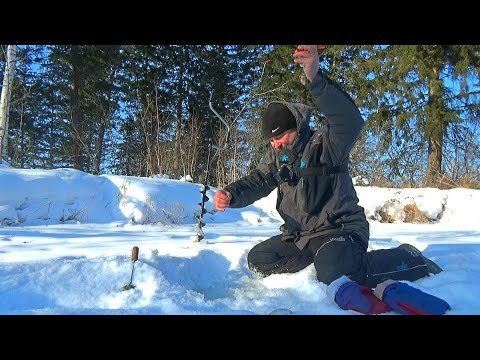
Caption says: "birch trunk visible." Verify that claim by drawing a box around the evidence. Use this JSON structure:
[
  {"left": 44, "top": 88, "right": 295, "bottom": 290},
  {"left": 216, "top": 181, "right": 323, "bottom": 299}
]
[{"left": 0, "top": 45, "right": 18, "bottom": 163}]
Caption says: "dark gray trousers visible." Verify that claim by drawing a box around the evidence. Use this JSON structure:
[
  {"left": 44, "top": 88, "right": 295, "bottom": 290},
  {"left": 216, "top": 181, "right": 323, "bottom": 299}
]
[{"left": 247, "top": 233, "right": 431, "bottom": 288}]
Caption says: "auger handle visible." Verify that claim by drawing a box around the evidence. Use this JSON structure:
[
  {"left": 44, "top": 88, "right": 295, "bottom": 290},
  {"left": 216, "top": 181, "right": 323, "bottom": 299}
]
[
  {"left": 209, "top": 91, "right": 230, "bottom": 152},
  {"left": 131, "top": 246, "right": 139, "bottom": 263}
]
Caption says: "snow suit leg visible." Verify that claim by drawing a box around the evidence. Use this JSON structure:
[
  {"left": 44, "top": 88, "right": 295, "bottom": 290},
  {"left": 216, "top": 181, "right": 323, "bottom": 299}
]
[
  {"left": 247, "top": 234, "right": 313, "bottom": 277},
  {"left": 309, "top": 234, "right": 436, "bottom": 288},
  {"left": 361, "top": 243, "right": 440, "bottom": 288}
]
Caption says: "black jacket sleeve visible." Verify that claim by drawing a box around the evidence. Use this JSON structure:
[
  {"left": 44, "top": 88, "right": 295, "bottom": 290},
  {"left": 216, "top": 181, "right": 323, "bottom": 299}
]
[
  {"left": 308, "top": 70, "right": 364, "bottom": 163},
  {"left": 223, "top": 148, "right": 277, "bottom": 208}
]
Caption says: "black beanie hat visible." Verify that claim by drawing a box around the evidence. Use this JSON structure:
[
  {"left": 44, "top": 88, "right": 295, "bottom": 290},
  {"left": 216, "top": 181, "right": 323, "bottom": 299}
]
[{"left": 261, "top": 103, "right": 297, "bottom": 140}]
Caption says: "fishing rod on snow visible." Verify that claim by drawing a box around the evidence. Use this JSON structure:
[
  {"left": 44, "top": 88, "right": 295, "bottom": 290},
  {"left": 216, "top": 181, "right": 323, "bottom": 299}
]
[{"left": 194, "top": 90, "right": 230, "bottom": 242}]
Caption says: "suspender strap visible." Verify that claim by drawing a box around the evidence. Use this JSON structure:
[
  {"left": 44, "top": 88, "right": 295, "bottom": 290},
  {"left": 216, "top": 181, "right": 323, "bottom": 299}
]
[{"left": 295, "top": 163, "right": 348, "bottom": 177}]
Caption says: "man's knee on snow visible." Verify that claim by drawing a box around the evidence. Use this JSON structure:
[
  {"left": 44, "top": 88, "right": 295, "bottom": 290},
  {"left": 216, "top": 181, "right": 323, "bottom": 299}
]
[
  {"left": 314, "top": 255, "right": 345, "bottom": 285},
  {"left": 247, "top": 247, "right": 278, "bottom": 269},
  {"left": 247, "top": 247, "right": 288, "bottom": 277},
  {"left": 247, "top": 250, "right": 268, "bottom": 274},
  {"left": 312, "top": 235, "right": 366, "bottom": 285}
]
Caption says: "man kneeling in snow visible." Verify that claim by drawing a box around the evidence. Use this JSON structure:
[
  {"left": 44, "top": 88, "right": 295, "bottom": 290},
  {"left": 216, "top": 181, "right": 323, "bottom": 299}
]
[{"left": 214, "top": 45, "right": 449, "bottom": 315}]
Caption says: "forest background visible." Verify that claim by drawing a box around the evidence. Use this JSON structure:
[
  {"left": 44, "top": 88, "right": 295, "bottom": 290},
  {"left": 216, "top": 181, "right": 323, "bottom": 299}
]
[{"left": 1, "top": 45, "right": 479, "bottom": 190}]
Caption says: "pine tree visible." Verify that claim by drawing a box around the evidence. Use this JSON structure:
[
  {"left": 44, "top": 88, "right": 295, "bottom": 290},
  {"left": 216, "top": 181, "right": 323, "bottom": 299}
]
[{"left": 324, "top": 45, "right": 480, "bottom": 187}]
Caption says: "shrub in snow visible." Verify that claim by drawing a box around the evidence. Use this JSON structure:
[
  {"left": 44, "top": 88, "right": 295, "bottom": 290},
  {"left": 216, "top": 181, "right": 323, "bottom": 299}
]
[
  {"left": 352, "top": 176, "right": 370, "bottom": 186},
  {"left": 180, "top": 175, "right": 193, "bottom": 182},
  {"left": 377, "top": 199, "right": 436, "bottom": 224},
  {"left": 403, "top": 203, "right": 431, "bottom": 223},
  {"left": 150, "top": 173, "right": 170, "bottom": 179}
]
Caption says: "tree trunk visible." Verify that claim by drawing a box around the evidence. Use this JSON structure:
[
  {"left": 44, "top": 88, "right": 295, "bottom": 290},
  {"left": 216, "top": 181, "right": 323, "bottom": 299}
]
[
  {"left": 174, "top": 59, "right": 184, "bottom": 177},
  {"left": 93, "top": 69, "right": 116, "bottom": 175},
  {"left": 0, "top": 45, "right": 18, "bottom": 163},
  {"left": 427, "top": 133, "right": 443, "bottom": 186},
  {"left": 93, "top": 122, "right": 106, "bottom": 175},
  {"left": 426, "top": 67, "right": 444, "bottom": 187},
  {"left": 70, "top": 60, "right": 83, "bottom": 170}
]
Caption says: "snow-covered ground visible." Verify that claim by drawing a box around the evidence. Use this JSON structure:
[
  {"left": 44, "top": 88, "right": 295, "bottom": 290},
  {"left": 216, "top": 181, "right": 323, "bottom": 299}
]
[{"left": 1, "top": 164, "right": 479, "bottom": 314}]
